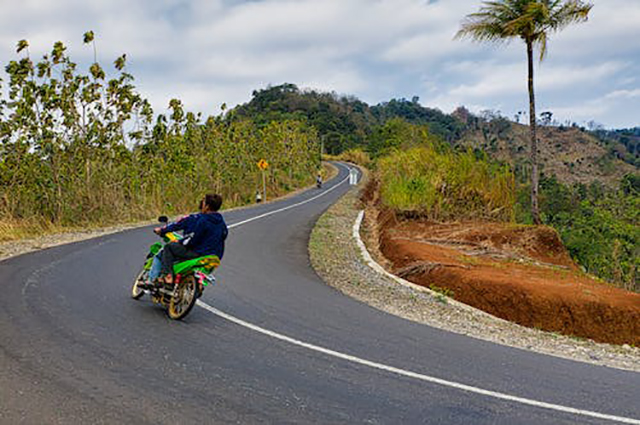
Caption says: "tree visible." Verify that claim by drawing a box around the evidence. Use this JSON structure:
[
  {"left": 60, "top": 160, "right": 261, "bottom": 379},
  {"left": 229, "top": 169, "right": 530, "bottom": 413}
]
[{"left": 456, "top": 0, "right": 592, "bottom": 224}]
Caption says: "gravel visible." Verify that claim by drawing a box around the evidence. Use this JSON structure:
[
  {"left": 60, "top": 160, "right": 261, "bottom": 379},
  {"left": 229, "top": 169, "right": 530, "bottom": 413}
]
[
  {"left": 0, "top": 221, "right": 155, "bottom": 263},
  {"left": 309, "top": 176, "right": 640, "bottom": 373}
]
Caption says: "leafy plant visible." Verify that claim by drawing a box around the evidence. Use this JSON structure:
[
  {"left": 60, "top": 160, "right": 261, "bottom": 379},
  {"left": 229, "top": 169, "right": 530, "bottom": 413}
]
[
  {"left": 518, "top": 175, "right": 639, "bottom": 291},
  {"left": 429, "top": 284, "right": 455, "bottom": 304},
  {"left": 0, "top": 34, "right": 320, "bottom": 240}
]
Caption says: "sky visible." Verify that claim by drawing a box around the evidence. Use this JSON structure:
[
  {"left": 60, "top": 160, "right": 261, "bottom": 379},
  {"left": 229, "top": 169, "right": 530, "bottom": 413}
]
[{"left": 1, "top": 0, "right": 639, "bottom": 129}]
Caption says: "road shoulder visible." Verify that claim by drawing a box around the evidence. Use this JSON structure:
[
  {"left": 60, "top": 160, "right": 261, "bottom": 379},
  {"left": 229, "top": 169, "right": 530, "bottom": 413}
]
[{"left": 308, "top": 173, "right": 640, "bottom": 372}]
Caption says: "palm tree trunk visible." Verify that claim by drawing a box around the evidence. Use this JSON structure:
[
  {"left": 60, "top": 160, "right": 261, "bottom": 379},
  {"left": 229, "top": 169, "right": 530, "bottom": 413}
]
[{"left": 527, "top": 40, "right": 541, "bottom": 224}]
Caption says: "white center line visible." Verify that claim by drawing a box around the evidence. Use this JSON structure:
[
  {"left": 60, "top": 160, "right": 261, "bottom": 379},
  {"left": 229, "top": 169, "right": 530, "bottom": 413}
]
[
  {"left": 198, "top": 163, "right": 639, "bottom": 425},
  {"left": 227, "top": 165, "right": 352, "bottom": 229}
]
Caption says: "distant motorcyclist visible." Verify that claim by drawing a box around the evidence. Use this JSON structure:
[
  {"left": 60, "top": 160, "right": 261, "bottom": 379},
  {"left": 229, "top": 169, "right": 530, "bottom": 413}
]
[
  {"left": 148, "top": 194, "right": 228, "bottom": 285},
  {"left": 316, "top": 173, "right": 323, "bottom": 188}
]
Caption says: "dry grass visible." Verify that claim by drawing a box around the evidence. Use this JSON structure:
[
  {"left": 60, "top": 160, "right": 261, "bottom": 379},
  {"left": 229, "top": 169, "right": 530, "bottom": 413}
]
[{"left": 377, "top": 145, "right": 515, "bottom": 221}]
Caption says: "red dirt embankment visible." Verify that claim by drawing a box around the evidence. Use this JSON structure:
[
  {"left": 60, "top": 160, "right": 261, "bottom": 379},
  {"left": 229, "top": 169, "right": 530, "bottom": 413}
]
[{"left": 365, "top": 184, "right": 640, "bottom": 345}]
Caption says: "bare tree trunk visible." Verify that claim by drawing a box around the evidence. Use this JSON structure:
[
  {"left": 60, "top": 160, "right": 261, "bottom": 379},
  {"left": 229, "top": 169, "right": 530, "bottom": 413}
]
[{"left": 527, "top": 40, "right": 541, "bottom": 224}]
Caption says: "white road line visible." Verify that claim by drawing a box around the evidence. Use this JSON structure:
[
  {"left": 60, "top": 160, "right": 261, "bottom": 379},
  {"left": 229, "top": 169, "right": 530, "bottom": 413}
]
[
  {"left": 227, "top": 164, "right": 353, "bottom": 229},
  {"left": 197, "top": 301, "right": 639, "bottom": 424},
  {"left": 198, "top": 163, "right": 639, "bottom": 425}
]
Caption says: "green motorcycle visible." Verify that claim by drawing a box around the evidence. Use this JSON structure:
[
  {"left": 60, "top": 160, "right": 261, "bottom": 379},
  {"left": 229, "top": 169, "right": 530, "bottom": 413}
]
[{"left": 131, "top": 216, "right": 219, "bottom": 320}]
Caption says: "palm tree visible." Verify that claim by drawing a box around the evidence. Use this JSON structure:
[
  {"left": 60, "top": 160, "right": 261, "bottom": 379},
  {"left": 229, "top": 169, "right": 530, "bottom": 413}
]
[{"left": 456, "top": 0, "right": 592, "bottom": 224}]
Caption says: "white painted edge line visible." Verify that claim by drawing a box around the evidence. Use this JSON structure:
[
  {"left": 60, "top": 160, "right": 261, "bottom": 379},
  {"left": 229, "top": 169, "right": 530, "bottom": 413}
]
[
  {"left": 197, "top": 301, "right": 638, "bottom": 424},
  {"left": 227, "top": 165, "right": 352, "bottom": 230},
  {"left": 352, "top": 211, "right": 513, "bottom": 320},
  {"left": 197, "top": 165, "right": 640, "bottom": 425}
]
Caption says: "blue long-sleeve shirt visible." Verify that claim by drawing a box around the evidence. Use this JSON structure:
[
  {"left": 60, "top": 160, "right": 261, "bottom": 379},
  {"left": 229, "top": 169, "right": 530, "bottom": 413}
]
[{"left": 161, "top": 212, "right": 228, "bottom": 259}]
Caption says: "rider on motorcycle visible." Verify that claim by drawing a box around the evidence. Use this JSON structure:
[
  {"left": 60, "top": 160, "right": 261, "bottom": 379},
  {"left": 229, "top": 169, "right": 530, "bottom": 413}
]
[{"left": 148, "top": 194, "right": 228, "bottom": 285}]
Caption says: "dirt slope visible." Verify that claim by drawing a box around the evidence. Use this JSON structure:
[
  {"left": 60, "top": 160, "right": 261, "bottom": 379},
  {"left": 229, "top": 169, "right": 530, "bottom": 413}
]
[{"left": 365, "top": 186, "right": 640, "bottom": 345}]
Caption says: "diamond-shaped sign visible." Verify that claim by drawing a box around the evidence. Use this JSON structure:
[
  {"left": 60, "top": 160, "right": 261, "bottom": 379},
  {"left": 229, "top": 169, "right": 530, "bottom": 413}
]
[{"left": 257, "top": 159, "right": 269, "bottom": 170}]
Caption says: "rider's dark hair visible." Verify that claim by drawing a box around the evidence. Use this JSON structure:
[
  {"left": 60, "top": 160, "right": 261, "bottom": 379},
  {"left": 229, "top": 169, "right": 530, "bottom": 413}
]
[{"left": 203, "top": 193, "right": 222, "bottom": 212}]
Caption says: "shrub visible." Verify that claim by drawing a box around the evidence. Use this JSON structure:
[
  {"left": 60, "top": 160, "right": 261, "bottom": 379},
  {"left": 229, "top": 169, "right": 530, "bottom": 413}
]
[{"left": 377, "top": 139, "right": 515, "bottom": 221}]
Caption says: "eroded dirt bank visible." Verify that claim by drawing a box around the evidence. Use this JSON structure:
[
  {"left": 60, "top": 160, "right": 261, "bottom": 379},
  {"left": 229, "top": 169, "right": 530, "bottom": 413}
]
[{"left": 365, "top": 182, "right": 640, "bottom": 345}]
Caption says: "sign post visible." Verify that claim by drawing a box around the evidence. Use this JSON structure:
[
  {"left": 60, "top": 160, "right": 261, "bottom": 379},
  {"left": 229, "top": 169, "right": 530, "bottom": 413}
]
[{"left": 257, "top": 159, "right": 269, "bottom": 202}]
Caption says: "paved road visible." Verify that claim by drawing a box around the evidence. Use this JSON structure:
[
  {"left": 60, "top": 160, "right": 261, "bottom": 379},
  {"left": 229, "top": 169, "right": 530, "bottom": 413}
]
[{"left": 1, "top": 163, "right": 638, "bottom": 424}]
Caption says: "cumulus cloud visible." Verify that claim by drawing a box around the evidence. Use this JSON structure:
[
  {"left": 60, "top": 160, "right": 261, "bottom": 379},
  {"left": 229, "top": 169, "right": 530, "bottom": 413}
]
[{"left": 1, "top": 0, "right": 638, "bottom": 127}]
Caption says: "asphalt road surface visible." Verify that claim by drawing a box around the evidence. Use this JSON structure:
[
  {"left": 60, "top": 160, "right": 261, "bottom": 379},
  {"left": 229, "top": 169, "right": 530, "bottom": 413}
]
[{"left": 1, "top": 163, "right": 639, "bottom": 424}]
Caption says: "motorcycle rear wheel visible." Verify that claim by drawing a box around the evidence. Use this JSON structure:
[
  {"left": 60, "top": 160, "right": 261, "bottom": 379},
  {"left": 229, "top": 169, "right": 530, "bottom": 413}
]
[
  {"left": 131, "top": 269, "right": 148, "bottom": 300},
  {"left": 167, "top": 274, "right": 198, "bottom": 320}
]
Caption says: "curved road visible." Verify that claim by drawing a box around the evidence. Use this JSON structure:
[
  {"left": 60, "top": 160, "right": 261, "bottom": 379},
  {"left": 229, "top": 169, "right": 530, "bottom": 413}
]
[{"left": 1, "top": 163, "right": 638, "bottom": 424}]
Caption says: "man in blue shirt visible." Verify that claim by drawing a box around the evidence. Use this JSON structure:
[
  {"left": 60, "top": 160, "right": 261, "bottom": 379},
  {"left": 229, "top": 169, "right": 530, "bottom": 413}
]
[{"left": 149, "top": 193, "right": 228, "bottom": 285}]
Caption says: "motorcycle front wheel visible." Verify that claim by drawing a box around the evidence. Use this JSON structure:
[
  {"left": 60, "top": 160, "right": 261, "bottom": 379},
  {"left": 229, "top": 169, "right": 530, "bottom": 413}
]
[
  {"left": 131, "top": 269, "right": 148, "bottom": 300},
  {"left": 167, "top": 274, "right": 198, "bottom": 320}
]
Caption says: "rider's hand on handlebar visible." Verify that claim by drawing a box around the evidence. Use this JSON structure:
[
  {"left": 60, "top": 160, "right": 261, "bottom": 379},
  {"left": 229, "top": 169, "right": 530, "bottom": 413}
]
[{"left": 153, "top": 227, "right": 163, "bottom": 235}]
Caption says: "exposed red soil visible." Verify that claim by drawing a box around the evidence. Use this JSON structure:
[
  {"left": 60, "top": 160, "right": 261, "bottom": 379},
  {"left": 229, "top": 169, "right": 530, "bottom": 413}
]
[{"left": 364, "top": 182, "right": 640, "bottom": 345}]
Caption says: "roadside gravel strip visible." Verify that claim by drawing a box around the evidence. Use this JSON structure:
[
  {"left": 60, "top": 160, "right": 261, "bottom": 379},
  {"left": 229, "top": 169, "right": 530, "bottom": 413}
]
[
  {"left": 309, "top": 174, "right": 640, "bottom": 373},
  {"left": 0, "top": 221, "right": 156, "bottom": 263}
]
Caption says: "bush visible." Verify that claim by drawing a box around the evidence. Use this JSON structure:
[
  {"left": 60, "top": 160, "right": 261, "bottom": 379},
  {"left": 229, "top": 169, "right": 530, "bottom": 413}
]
[
  {"left": 518, "top": 176, "right": 639, "bottom": 291},
  {"left": 377, "top": 135, "right": 515, "bottom": 221}
]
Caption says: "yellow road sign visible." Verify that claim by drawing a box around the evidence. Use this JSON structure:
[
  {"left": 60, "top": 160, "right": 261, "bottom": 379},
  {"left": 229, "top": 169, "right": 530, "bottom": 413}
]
[{"left": 257, "top": 159, "right": 269, "bottom": 170}]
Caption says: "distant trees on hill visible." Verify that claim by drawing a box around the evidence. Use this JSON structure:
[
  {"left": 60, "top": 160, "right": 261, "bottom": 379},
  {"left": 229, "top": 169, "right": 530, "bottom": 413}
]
[{"left": 229, "top": 83, "right": 465, "bottom": 154}]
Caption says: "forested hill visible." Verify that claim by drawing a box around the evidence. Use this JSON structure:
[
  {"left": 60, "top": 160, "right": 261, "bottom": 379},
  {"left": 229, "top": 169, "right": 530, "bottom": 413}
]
[
  {"left": 229, "top": 83, "right": 464, "bottom": 154},
  {"left": 229, "top": 83, "right": 638, "bottom": 186}
]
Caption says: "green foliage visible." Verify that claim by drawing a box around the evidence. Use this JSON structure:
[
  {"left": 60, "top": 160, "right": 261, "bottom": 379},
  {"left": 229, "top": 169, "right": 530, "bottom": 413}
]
[
  {"left": 370, "top": 98, "right": 465, "bottom": 143},
  {"left": 376, "top": 123, "right": 515, "bottom": 221},
  {"left": 456, "top": 0, "right": 592, "bottom": 60},
  {"left": 16, "top": 39, "right": 29, "bottom": 54},
  {"left": 592, "top": 127, "right": 640, "bottom": 168},
  {"left": 83, "top": 31, "right": 95, "bottom": 44},
  {"left": 429, "top": 284, "right": 455, "bottom": 303},
  {"left": 518, "top": 175, "right": 639, "bottom": 291},
  {"left": 0, "top": 36, "right": 320, "bottom": 239},
  {"left": 232, "top": 83, "right": 374, "bottom": 155},
  {"left": 367, "top": 118, "right": 433, "bottom": 159},
  {"left": 230, "top": 84, "right": 466, "bottom": 155}
]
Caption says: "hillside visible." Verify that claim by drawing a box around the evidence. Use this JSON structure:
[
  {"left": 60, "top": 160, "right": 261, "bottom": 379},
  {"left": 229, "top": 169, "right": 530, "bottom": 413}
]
[
  {"left": 372, "top": 204, "right": 640, "bottom": 345},
  {"left": 457, "top": 122, "right": 638, "bottom": 186},
  {"left": 230, "top": 83, "right": 638, "bottom": 187}
]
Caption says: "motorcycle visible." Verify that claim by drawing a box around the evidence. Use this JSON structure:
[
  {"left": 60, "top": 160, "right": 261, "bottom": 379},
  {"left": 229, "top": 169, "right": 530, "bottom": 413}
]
[{"left": 131, "top": 216, "right": 219, "bottom": 320}]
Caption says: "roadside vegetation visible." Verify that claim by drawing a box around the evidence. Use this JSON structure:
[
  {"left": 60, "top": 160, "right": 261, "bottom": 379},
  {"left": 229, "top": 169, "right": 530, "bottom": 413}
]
[
  {"left": 519, "top": 175, "right": 639, "bottom": 291},
  {"left": 368, "top": 119, "right": 637, "bottom": 292},
  {"left": 265, "top": 81, "right": 637, "bottom": 291},
  {"left": 375, "top": 129, "right": 515, "bottom": 222},
  {"left": 0, "top": 35, "right": 320, "bottom": 241}
]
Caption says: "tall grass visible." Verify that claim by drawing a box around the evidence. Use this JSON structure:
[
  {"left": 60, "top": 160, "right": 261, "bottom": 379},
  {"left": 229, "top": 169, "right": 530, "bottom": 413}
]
[{"left": 377, "top": 142, "right": 515, "bottom": 221}]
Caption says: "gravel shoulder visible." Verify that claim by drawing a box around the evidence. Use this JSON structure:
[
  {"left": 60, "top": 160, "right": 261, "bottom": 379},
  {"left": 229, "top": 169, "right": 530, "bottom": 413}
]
[{"left": 309, "top": 172, "right": 640, "bottom": 372}]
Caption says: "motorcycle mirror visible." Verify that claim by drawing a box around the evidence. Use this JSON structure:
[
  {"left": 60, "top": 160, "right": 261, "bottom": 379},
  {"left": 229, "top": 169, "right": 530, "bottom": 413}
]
[{"left": 158, "top": 216, "right": 169, "bottom": 223}]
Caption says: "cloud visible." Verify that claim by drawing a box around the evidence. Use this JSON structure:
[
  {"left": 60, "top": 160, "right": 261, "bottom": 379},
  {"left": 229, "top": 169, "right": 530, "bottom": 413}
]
[
  {"left": 1, "top": 0, "right": 639, "bottom": 128},
  {"left": 605, "top": 89, "right": 640, "bottom": 100}
]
